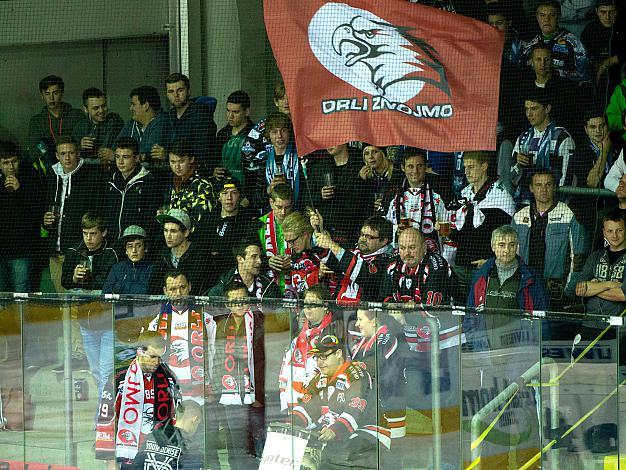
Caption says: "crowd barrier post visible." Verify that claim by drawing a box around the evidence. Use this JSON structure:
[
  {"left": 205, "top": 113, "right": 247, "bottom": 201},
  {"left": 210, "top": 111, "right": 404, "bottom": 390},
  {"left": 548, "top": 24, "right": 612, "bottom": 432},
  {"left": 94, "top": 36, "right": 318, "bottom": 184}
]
[
  {"left": 425, "top": 315, "right": 442, "bottom": 470},
  {"left": 469, "top": 358, "right": 557, "bottom": 469},
  {"left": 61, "top": 301, "right": 77, "bottom": 467}
]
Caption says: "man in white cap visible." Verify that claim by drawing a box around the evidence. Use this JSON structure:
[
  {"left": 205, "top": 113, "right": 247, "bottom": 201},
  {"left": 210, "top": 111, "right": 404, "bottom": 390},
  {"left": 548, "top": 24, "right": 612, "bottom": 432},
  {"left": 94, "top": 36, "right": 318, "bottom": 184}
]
[{"left": 102, "top": 225, "right": 154, "bottom": 294}]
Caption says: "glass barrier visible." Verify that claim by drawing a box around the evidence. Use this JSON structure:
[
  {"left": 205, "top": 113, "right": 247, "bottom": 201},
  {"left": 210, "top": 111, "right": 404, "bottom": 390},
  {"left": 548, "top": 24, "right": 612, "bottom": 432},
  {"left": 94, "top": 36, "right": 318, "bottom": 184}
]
[{"left": 1, "top": 294, "right": 624, "bottom": 469}]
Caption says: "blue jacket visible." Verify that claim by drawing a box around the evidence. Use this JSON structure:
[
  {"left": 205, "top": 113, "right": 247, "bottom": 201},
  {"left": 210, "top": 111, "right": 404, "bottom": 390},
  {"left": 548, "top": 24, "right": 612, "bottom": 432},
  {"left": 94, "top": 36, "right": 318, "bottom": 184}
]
[
  {"left": 102, "top": 259, "right": 154, "bottom": 295},
  {"left": 116, "top": 112, "right": 165, "bottom": 157},
  {"left": 465, "top": 257, "right": 548, "bottom": 352},
  {"left": 511, "top": 202, "right": 585, "bottom": 281},
  {"left": 467, "top": 256, "right": 548, "bottom": 312},
  {"left": 161, "top": 97, "right": 217, "bottom": 168}
]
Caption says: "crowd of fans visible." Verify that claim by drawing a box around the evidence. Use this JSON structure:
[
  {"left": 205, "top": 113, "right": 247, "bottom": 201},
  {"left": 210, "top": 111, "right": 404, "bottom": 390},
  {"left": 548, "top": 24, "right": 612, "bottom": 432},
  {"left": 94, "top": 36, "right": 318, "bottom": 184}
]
[{"left": 3, "top": 0, "right": 626, "bottom": 467}]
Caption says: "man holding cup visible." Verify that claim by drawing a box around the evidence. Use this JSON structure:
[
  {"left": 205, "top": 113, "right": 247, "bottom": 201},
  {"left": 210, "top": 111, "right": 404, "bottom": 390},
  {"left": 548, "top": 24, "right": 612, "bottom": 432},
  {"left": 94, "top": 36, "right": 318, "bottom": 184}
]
[
  {"left": 43, "top": 135, "right": 103, "bottom": 293},
  {"left": 384, "top": 147, "right": 449, "bottom": 249},
  {"left": 309, "top": 143, "right": 364, "bottom": 245},
  {"left": 60, "top": 212, "right": 119, "bottom": 389},
  {"left": 0, "top": 140, "right": 41, "bottom": 292},
  {"left": 358, "top": 144, "right": 403, "bottom": 216},
  {"left": 257, "top": 182, "right": 294, "bottom": 295},
  {"left": 72, "top": 87, "right": 123, "bottom": 166},
  {"left": 510, "top": 87, "right": 575, "bottom": 206}
]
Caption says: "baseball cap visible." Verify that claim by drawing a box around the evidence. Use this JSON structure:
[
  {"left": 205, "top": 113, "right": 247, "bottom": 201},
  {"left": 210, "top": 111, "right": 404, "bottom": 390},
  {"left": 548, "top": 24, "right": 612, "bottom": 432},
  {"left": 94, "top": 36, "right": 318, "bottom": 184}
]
[
  {"left": 309, "top": 334, "right": 342, "bottom": 355},
  {"left": 156, "top": 208, "right": 192, "bottom": 230},
  {"left": 216, "top": 177, "right": 241, "bottom": 193},
  {"left": 121, "top": 225, "right": 146, "bottom": 241}
]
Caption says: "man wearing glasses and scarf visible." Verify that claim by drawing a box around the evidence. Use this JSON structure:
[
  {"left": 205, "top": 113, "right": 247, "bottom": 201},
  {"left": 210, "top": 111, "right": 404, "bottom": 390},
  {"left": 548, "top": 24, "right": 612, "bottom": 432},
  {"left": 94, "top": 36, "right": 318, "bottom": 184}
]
[{"left": 313, "top": 213, "right": 394, "bottom": 305}]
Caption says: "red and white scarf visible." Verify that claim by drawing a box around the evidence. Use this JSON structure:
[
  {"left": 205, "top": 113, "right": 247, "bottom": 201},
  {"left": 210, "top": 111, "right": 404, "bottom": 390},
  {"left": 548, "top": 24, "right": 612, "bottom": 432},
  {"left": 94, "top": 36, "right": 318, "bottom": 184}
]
[
  {"left": 218, "top": 311, "right": 256, "bottom": 405},
  {"left": 278, "top": 311, "right": 334, "bottom": 410},
  {"left": 351, "top": 325, "right": 391, "bottom": 358},
  {"left": 150, "top": 303, "right": 215, "bottom": 402},
  {"left": 115, "top": 359, "right": 146, "bottom": 459},
  {"left": 388, "top": 182, "right": 442, "bottom": 242},
  {"left": 114, "top": 361, "right": 175, "bottom": 460},
  {"left": 335, "top": 246, "right": 389, "bottom": 305}
]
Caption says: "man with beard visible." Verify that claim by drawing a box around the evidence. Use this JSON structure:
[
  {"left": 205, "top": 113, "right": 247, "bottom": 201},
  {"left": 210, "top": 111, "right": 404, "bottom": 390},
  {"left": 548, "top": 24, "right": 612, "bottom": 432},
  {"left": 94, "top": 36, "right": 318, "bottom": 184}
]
[
  {"left": 160, "top": 73, "right": 217, "bottom": 173},
  {"left": 314, "top": 214, "right": 394, "bottom": 304}
]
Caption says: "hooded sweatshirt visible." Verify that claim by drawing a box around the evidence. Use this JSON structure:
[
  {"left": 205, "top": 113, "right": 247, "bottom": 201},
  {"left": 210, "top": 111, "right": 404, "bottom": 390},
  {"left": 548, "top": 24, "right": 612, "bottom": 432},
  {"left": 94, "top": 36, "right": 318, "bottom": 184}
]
[{"left": 46, "top": 159, "right": 103, "bottom": 253}]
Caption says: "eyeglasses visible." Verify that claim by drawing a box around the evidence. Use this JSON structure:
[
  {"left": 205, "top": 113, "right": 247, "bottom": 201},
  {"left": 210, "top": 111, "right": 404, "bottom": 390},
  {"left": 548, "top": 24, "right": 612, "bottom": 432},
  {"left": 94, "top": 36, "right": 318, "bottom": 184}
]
[
  {"left": 284, "top": 233, "right": 302, "bottom": 244},
  {"left": 312, "top": 351, "right": 335, "bottom": 362},
  {"left": 359, "top": 231, "right": 380, "bottom": 240}
]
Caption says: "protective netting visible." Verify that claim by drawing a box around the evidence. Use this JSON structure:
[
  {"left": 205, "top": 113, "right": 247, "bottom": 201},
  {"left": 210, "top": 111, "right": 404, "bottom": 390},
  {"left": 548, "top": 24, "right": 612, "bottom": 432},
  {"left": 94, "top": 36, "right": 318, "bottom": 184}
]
[
  {"left": 1, "top": 0, "right": 626, "bottom": 468},
  {"left": 0, "top": 0, "right": 623, "bottom": 308}
]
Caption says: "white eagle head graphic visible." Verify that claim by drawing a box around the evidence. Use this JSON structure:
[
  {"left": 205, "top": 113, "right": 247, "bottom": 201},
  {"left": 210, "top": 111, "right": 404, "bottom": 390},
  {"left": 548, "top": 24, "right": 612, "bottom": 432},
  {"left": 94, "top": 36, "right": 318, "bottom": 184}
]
[{"left": 308, "top": 3, "right": 450, "bottom": 103}]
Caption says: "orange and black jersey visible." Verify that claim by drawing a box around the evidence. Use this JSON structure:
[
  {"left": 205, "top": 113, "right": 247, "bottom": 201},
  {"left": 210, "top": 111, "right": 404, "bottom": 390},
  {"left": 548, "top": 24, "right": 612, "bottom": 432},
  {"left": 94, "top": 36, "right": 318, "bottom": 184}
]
[{"left": 292, "top": 361, "right": 391, "bottom": 449}]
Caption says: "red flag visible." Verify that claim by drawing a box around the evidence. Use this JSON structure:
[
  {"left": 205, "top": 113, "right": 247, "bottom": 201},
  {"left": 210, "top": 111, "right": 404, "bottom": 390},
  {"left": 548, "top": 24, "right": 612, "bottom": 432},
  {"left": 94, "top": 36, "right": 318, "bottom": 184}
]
[{"left": 264, "top": 0, "right": 504, "bottom": 155}]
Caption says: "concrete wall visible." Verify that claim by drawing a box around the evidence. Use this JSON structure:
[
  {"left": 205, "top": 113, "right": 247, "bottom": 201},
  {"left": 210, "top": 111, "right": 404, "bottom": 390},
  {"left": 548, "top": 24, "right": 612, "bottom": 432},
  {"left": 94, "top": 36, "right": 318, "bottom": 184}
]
[
  {"left": 0, "top": 0, "right": 279, "bottom": 147},
  {"left": 0, "top": 0, "right": 169, "bottom": 47},
  {"left": 0, "top": 1, "right": 171, "bottom": 148},
  {"left": 203, "top": 0, "right": 278, "bottom": 128}
]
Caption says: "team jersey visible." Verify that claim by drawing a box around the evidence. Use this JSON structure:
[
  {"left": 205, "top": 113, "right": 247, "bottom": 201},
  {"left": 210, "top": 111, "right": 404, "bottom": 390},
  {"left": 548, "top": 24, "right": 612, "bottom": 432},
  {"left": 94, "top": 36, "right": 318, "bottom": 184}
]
[{"left": 292, "top": 361, "right": 391, "bottom": 449}]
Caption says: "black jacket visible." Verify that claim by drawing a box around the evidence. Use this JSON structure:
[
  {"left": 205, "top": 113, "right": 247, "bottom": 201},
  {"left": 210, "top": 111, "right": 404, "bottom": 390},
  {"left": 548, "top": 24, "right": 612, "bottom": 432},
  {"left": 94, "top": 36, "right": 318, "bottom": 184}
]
[
  {"left": 150, "top": 241, "right": 209, "bottom": 295},
  {"left": 308, "top": 151, "right": 365, "bottom": 245},
  {"left": 205, "top": 208, "right": 257, "bottom": 277},
  {"left": 206, "top": 266, "right": 280, "bottom": 299},
  {"left": 104, "top": 166, "right": 161, "bottom": 240},
  {"left": 45, "top": 160, "right": 104, "bottom": 253},
  {"left": 61, "top": 240, "right": 119, "bottom": 290},
  {"left": 0, "top": 163, "right": 43, "bottom": 259},
  {"left": 162, "top": 98, "right": 217, "bottom": 173},
  {"left": 72, "top": 113, "right": 124, "bottom": 160}
]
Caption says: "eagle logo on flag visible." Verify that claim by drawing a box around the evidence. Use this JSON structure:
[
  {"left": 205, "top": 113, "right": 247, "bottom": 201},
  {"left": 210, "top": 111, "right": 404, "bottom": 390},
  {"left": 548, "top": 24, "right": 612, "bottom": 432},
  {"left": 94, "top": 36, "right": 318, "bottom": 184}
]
[{"left": 309, "top": 2, "right": 450, "bottom": 103}]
